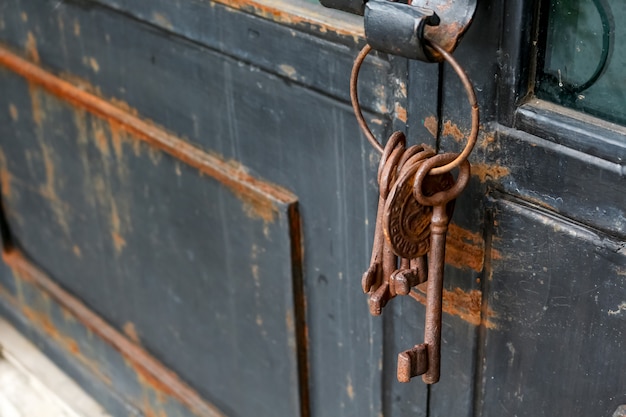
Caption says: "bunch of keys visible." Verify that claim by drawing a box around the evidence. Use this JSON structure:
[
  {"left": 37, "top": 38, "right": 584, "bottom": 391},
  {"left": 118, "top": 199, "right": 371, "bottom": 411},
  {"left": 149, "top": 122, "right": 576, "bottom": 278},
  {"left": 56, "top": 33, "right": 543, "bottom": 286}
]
[{"left": 351, "top": 42, "right": 479, "bottom": 384}]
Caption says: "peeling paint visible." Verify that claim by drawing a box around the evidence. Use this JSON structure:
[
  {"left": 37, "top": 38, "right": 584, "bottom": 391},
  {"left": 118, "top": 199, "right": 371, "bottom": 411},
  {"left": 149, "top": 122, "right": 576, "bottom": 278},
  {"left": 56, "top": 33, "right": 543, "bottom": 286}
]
[
  {"left": 110, "top": 201, "right": 127, "bottom": 253},
  {"left": 2, "top": 47, "right": 297, "bottom": 225},
  {"left": 124, "top": 322, "right": 141, "bottom": 344},
  {"left": 446, "top": 224, "right": 487, "bottom": 272},
  {"left": 398, "top": 81, "right": 407, "bottom": 98},
  {"left": 411, "top": 287, "right": 497, "bottom": 328},
  {"left": 0, "top": 149, "right": 12, "bottom": 198},
  {"left": 478, "top": 133, "right": 496, "bottom": 150},
  {"left": 472, "top": 163, "right": 511, "bottom": 183},
  {"left": 442, "top": 120, "right": 464, "bottom": 142},
  {"left": 88, "top": 57, "right": 100, "bottom": 73},
  {"left": 424, "top": 115, "right": 438, "bottom": 138},
  {"left": 152, "top": 12, "right": 174, "bottom": 30},
  {"left": 25, "top": 32, "right": 40, "bottom": 64},
  {"left": 608, "top": 302, "right": 626, "bottom": 317},
  {"left": 394, "top": 103, "right": 407, "bottom": 123},
  {"left": 278, "top": 64, "right": 297, "bottom": 78},
  {"left": 94, "top": 124, "right": 111, "bottom": 157},
  {"left": 346, "top": 375, "right": 354, "bottom": 400},
  {"left": 18, "top": 301, "right": 112, "bottom": 385},
  {"left": 35, "top": 121, "right": 71, "bottom": 237},
  {"left": 8, "top": 103, "right": 19, "bottom": 121},
  {"left": 2, "top": 249, "right": 227, "bottom": 417}
]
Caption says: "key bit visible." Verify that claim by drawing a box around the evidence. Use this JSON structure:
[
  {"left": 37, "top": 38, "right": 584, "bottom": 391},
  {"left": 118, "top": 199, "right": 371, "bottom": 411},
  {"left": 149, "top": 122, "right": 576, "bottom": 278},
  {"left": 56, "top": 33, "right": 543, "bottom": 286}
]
[
  {"left": 368, "top": 281, "right": 391, "bottom": 316},
  {"left": 398, "top": 343, "right": 428, "bottom": 383}
]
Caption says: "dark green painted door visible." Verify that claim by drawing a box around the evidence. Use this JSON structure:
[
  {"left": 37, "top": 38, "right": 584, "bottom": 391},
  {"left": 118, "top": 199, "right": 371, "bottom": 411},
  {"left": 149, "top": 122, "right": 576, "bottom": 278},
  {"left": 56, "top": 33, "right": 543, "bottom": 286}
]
[{"left": 0, "top": 1, "right": 624, "bottom": 416}]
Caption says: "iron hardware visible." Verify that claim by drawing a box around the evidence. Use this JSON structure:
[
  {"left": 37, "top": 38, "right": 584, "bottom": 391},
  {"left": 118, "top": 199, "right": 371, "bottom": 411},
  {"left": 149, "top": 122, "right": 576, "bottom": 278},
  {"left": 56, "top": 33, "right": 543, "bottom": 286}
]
[
  {"left": 319, "top": 0, "right": 477, "bottom": 61},
  {"left": 319, "top": 0, "right": 366, "bottom": 15},
  {"left": 351, "top": 42, "right": 479, "bottom": 384},
  {"left": 364, "top": 1, "right": 440, "bottom": 61}
]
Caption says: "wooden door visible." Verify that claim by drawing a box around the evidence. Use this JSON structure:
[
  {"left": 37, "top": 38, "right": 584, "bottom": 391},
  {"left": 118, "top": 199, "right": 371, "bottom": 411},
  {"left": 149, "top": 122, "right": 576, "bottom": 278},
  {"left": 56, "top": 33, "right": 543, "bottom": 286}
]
[{"left": 0, "top": 1, "right": 624, "bottom": 416}]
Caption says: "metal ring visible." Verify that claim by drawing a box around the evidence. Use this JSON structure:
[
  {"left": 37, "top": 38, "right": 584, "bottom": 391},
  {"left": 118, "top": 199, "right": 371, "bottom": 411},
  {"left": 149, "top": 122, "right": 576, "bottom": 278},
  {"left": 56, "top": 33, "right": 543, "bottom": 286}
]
[
  {"left": 350, "top": 41, "right": 479, "bottom": 176},
  {"left": 413, "top": 153, "right": 471, "bottom": 207}
]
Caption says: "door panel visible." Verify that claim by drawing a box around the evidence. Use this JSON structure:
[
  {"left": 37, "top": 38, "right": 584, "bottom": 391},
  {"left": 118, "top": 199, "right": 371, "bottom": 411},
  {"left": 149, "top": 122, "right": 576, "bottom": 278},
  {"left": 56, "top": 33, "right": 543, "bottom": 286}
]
[
  {"left": 482, "top": 197, "right": 626, "bottom": 416},
  {"left": 0, "top": 1, "right": 394, "bottom": 416},
  {"left": 1, "top": 0, "right": 625, "bottom": 416},
  {"left": 0, "top": 63, "right": 303, "bottom": 416}
]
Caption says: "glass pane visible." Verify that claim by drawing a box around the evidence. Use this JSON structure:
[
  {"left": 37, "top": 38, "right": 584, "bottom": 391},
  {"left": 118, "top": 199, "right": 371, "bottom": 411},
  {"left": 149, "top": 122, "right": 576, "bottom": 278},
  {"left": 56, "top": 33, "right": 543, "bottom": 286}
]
[{"left": 537, "top": 0, "right": 626, "bottom": 125}]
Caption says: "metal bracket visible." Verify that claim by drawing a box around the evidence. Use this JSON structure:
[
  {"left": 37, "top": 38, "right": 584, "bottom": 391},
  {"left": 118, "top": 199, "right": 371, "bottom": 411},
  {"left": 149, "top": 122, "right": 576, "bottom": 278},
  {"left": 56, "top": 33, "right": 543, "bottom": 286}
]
[
  {"left": 365, "top": 1, "right": 440, "bottom": 61},
  {"left": 319, "top": 0, "right": 366, "bottom": 15},
  {"left": 320, "top": 0, "right": 477, "bottom": 62}
]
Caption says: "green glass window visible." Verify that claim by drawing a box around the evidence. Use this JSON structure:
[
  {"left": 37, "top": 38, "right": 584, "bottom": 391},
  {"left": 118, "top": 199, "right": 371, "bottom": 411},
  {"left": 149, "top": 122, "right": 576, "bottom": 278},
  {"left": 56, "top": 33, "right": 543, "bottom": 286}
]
[{"left": 537, "top": 0, "right": 625, "bottom": 125}]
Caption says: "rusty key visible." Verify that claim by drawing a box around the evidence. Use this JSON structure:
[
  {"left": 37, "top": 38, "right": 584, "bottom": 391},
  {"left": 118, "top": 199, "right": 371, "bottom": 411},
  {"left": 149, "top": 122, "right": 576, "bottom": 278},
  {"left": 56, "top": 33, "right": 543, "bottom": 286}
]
[
  {"left": 383, "top": 149, "right": 451, "bottom": 297},
  {"left": 367, "top": 139, "right": 407, "bottom": 315},
  {"left": 410, "top": 153, "right": 471, "bottom": 384},
  {"left": 371, "top": 144, "right": 433, "bottom": 312},
  {"left": 362, "top": 132, "right": 405, "bottom": 313}
]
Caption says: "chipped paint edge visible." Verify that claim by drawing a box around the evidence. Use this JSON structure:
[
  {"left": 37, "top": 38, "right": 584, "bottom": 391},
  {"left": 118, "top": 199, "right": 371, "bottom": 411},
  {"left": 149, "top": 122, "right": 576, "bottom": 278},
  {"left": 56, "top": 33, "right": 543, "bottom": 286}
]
[{"left": 0, "top": 46, "right": 297, "bottom": 223}]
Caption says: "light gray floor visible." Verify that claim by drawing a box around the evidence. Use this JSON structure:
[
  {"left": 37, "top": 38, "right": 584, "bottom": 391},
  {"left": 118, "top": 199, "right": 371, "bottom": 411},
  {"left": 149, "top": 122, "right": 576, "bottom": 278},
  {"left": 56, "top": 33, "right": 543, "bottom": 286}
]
[{"left": 0, "top": 318, "right": 110, "bottom": 417}]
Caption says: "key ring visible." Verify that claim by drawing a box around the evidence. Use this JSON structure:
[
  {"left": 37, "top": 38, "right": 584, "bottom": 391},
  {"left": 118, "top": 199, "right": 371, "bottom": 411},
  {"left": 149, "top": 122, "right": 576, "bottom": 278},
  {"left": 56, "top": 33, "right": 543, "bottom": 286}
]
[{"left": 350, "top": 41, "right": 479, "bottom": 176}]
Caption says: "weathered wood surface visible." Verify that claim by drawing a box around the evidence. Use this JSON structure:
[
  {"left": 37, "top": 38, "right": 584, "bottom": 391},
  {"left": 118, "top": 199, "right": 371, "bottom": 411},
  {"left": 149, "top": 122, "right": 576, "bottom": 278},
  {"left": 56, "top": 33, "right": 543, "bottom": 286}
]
[
  {"left": 0, "top": 1, "right": 395, "bottom": 416},
  {"left": 0, "top": 1, "right": 624, "bottom": 417},
  {"left": 481, "top": 197, "right": 626, "bottom": 417},
  {"left": 0, "top": 63, "right": 303, "bottom": 416}
]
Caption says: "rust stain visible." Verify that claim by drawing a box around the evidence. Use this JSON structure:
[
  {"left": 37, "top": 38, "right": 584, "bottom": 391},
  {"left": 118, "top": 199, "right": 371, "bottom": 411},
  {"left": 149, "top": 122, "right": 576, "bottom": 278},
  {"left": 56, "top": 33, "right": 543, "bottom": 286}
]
[
  {"left": 94, "top": 124, "right": 111, "bottom": 157},
  {"left": 142, "top": 401, "right": 168, "bottom": 417},
  {"left": 110, "top": 202, "right": 127, "bottom": 253},
  {"left": 2, "top": 249, "right": 227, "bottom": 417},
  {"left": 72, "top": 245, "right": 82, "bottom": 258},
  {"left": 411, "top": 287, "right": 497, "bottom": 329},
  {"left": 152, "top": 12, "right": 174, "bottom": 30},
  {"left": 0, "top": 149, "right": 12, "bottom": 198},
  {"left": 41, "top": 148, "right": 70, "bottom": 233},
  {"left": 109, "top": 122, "right": 124, "bottom": 159},
  {"left": 478, "top": 133, "right": 496, "bottom": 150},
  {"left": 423, "top": 116, "right": 438, "bottom": 138},
  {"left": 58, "top": 71, "right": 104, "bottom": 98},
  {"left": 109, "top": 98, "right": 140, "bottom": 117},
  {"left": 21, "top": 12, "right": 27, "bottom": 22},
  {"left": 73, "top": 20, "right": 80, "bottom": 36},
  {"left": 346, "top": 375, "right": 354, "bottom": 400},
  {"left": 490, "top": 247, "right": 503, "bottom": 261},
  {"left": 394, "top": 103, "right": 407, "bottom": 123},
  {"left": 0, "top": 47, "right": 295, "bottom": 222},
  {"left": 125, "top": 357, "right": 180, "bottom": 399},
  {"left": 123, "top": 322, "right": 141, "bottom": 344},
  {"left": 29, "top": 84, "right": 44, "bottom": 126},
  {"left": 8, "top": 103, "right": 18, "bottom": 121},
  {"left": 25, "top": 32, "right": 40, "bottom": 64},
  {"left": 29, "top": 92, "right": 70, "bottom": 236},
  {"left": 471, "top": 163, "right": 511, "bottom": 183},
  {"left": 17, "top": 303, "right": 113, "bottom": 384},
  {"left": 442, "top": 120, "right": 464, "bottom": 142},
  {"left": 446, "top": 224, "right": 486, "bottom": 272}
]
